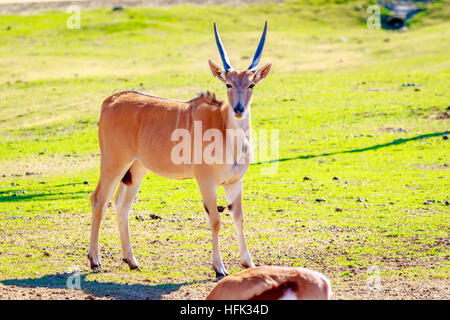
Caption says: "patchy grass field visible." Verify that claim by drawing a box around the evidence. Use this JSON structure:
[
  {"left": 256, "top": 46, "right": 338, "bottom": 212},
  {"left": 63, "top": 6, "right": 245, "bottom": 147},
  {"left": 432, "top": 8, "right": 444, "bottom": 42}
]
[{"left": 0, "top": 0, "right": 449, "bottom": 299}]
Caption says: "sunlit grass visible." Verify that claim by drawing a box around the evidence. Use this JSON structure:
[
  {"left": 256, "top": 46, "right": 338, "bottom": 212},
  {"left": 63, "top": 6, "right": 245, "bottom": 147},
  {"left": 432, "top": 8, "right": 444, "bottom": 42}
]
[{"left": 0, "top": 0, "right": 449, "bottom": 299}]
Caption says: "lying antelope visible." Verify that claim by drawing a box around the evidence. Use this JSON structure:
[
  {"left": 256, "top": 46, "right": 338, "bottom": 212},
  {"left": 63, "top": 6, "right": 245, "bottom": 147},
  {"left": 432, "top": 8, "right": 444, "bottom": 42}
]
[
  {"left": 88, "top": 22, "right": 272, "bottom": 278},
  {"left": 206, "top": 266, "right": 332, "bottom": 300}
]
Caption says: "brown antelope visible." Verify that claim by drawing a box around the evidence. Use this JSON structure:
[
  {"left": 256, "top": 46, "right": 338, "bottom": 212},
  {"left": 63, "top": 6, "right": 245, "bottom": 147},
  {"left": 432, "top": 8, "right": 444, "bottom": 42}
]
[
  {"left": 87, "top": 22, "right": 272, "bottom": 278},
  {"left": 206, "top": 265, "right": 332, "bottom": 300}
]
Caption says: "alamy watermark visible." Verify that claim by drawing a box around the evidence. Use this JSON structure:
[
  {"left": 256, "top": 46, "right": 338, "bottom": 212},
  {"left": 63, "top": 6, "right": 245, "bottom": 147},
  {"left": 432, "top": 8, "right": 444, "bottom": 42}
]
[
  {"left": 67, "top": 5, "right": 81, "bottom": 30},
  {"left": 367, "top": 5, "right": 381, "bottom": 30},
  {"left": 366, "top": 265, "right": 382, "bottom": 291},
  {"left": 66, "top": 266, "right": 81, "bottom": 290},
  {"left": 170, "top": 122, "right": 279, "bottom": 175}
]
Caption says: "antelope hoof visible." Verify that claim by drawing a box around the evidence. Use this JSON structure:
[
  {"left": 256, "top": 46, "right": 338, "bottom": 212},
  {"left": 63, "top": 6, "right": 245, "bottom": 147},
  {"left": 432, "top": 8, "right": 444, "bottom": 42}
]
[
  {"left": 241, "top": 259, "right": 255, "bottom": 269},
  {"left": 88, "top": 254, "right": 103, "bottom": 272},
  {"left": 214, "top": 266, "right": 229, "bottom": 279},
  {"left": 215, "top": 271, "right": 228, "bottom": 280},
  {"left": 123, "top": 258, "right": 141, "bottom": 271},
  {"left": 92, "top": 266, "right": 103, "bottom": 273},
  {"left": 240, "top": 252, "right": 255, "bottom": 269},
  {"left": 213, "top": 263, "right": 228, "bottom": 279}
]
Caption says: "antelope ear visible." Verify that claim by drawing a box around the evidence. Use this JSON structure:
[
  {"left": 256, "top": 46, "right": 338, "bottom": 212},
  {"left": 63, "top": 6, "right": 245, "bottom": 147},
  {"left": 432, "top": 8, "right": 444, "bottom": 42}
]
[
  {"left": 253, "top": 62, "right": 272, "bottom": 83},
  {"left": 209, "top": 59, "right": 226, "bottom": 82}
]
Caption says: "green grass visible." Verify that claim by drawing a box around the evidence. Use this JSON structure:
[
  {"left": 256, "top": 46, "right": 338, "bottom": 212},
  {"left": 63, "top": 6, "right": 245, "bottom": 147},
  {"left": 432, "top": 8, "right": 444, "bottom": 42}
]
[{"left": 0, "top": 0, "right": 449, "bottom": 299}]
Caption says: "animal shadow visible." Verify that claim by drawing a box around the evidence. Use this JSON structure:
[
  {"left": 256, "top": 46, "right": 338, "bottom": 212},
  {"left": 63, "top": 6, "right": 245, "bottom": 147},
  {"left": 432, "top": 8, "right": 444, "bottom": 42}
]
[{"left": 0, "top": 273, "right": 208, "bottom": 300}]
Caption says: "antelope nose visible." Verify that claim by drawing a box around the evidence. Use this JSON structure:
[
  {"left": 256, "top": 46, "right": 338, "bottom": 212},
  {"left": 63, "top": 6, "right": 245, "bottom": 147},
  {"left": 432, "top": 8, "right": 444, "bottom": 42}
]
[{"left": 234, "top": 104, "right": 244, "bottom": 114}]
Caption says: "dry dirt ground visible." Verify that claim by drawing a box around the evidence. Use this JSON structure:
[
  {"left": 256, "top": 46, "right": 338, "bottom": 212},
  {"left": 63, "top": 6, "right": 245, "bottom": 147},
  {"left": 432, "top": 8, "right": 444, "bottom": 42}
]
[
  {"left": 0, "top": 0, "right": 282, "bottom": 14},
  {"left": 1, "top": 277, "right": 448, "bottom": 300}
]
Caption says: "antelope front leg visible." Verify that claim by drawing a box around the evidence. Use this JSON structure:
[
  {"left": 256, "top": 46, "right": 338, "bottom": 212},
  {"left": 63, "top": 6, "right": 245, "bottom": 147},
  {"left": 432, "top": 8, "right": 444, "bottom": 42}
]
[
  {"left": 197, "top": 179, "right": 228, "bottom": 279},
  {"left": 224, "top": 180, "right": 255, "bottom": 269}
]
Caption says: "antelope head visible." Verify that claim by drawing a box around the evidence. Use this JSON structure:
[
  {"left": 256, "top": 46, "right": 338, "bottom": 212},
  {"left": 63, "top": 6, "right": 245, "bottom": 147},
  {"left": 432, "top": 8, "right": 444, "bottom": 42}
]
[{"left": 209, "top": 22, "right": 272, "bottom": 120}]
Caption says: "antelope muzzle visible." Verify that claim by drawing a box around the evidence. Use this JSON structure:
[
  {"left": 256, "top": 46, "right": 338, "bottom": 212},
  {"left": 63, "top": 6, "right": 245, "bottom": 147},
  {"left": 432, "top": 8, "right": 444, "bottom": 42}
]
[{"left": 233, "top": 103, "right": 245, "bottom": 119}]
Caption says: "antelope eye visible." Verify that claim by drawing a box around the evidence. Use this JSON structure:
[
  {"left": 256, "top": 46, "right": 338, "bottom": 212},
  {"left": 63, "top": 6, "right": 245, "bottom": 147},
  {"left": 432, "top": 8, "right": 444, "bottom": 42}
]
[
  {"left": 226, "top": 84, "right": 232, "bottom": 89},
  {"left": 248, "top": 84, "right": 255, "bottom": 89}
]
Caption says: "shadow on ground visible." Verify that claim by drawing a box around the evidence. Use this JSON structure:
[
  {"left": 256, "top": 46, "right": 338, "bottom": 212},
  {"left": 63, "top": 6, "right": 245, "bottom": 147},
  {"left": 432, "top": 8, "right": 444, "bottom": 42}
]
[
  {"left": 254, "top": 131, "right": 449, "bottom": 165},
  {"left": 0, "top": 190, "right": 89, "bottom": 203},
  {"left": 0, "top": 273, "right": 207, "bottom": 300}
]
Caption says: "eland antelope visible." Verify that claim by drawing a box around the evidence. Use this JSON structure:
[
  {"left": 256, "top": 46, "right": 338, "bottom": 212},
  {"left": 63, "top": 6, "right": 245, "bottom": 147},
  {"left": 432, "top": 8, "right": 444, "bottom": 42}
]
[
  {"left": 206, "top": 266, "right": 332, "bottom": 300},
  {"left": 88, "top": 22, "right": 272, "bottom": 278}
]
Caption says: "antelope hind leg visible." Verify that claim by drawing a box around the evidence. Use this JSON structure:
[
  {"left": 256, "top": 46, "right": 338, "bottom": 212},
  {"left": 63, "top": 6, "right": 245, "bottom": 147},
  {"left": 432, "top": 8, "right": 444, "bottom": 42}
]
[
  {"left": 113, "top": 160, "right": 148, "bottom": 271},
  {"left": 88, "top": 164, "right": 126, "bottom": 271}
]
